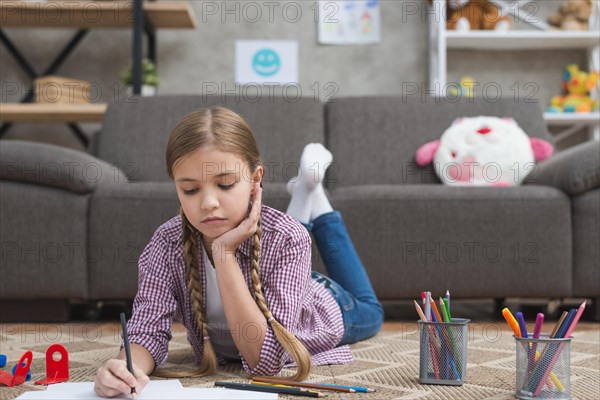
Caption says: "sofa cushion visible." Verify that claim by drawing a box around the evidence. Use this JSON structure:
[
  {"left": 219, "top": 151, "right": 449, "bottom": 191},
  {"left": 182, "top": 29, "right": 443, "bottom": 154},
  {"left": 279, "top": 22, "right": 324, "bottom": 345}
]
[
  {"left": 1, "top": 140, "right": 128, "bottom": 194},
  {"left": 0, "top": 181, "right": 89, "bottom": 299},
  {"left": 572, "top": 189, "right": 600, "bottom": 297},
  {"left": 326, "top": 97, "right": 552, "bottom": 189},
  {"left": 525, "top": 141, "right": 600, "bottom": 197},
  {"left": 94, "top": 96, "right": 325, "bottom": 184},
  {"left": 329, "top": 184, "right": 571, "bottom": 299},
  {"left": 88, "top": 182, "right": 180, "bottom": 299}
]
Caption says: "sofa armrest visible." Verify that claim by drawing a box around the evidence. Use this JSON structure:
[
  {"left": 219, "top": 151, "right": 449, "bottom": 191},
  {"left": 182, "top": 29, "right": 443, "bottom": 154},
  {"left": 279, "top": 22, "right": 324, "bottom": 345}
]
[
  {"left": 524, "top": 141, "right": 600, "bottom": 196},
  {"left": 0, "top": 140, "right": 128, "bottom": 194}
]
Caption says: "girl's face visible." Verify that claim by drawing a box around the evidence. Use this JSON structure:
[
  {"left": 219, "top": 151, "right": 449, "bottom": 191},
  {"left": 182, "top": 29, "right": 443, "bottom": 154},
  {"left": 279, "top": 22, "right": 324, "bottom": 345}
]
[{"left": 173, "top": 145, "right": 263, "bottom": 247}]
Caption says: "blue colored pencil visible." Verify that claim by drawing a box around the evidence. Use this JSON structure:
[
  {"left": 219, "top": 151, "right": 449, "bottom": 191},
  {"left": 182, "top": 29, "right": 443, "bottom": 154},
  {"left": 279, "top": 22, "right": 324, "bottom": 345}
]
[{"left": 313, "top": 382, "right": 376, "bottom": 393}]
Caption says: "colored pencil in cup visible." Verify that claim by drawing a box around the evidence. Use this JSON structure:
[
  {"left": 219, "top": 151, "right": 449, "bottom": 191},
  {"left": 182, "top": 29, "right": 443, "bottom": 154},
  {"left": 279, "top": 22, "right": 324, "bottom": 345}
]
[
  {"left": 531, "top": 301, "right": 586, "bottom": 396},
  {"left": 501, "top": 308, "right": 559, "bottom": 391},
  {"left": 550, "top": 311, "right": 568, "bottom": 338},
  {"left": 531, "top": 313, "right": 544, "bottom": 361},
  {"left": 425, "top": 291, "right": 432, "bottom": 321},
  {"left": 415, "top": 300, "right": 441, "bottom": 379},
  {"left": 502, "top": 308, "right": 521, "bottom": 337},
  {"left": 430, "top": 294, "right": 460, "bottom": 379},
  {"left": 439, "top": 297, "right": 460, "bottom": 377}
]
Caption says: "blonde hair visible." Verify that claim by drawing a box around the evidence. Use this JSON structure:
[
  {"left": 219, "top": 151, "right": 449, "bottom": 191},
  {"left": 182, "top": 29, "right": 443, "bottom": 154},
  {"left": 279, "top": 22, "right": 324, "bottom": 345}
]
[{"left": 155, "top": 107, "right": 312, "bottom": 380}]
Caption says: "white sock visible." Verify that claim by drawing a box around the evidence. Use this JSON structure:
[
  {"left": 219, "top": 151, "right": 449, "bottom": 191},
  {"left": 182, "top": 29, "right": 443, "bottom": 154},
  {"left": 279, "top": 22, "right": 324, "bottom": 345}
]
[
  {"left": 310, "top": 183, "right": 334, "bottom": 221},
  {"left": 286, "top": 143, "right": 333, "bottom": 223},
  {"left": 285, "top": 178, "right": 313, "bottom": 224}
]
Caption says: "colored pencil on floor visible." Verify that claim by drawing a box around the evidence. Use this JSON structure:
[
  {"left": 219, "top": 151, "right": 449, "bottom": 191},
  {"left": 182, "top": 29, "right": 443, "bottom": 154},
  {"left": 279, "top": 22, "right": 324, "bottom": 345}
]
[
  {"left": 215, "top": 381, "right": 325, "bottom": 397},
  {"left": 252, "top": 377, "right": 358, "bottom": 393}
]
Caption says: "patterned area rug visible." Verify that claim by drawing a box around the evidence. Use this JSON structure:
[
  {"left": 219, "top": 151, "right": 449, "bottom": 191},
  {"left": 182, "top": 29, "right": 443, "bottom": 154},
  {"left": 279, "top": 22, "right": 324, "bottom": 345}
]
[{"left": 0, "top": 323, "right": 598, "bottom": 399}]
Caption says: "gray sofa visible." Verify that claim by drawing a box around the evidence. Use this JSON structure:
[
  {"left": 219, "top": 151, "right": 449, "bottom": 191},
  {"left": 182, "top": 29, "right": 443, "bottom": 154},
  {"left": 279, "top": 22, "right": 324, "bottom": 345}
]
[{"left": 1, "top": 95, "right": 599, "bottom": 321}]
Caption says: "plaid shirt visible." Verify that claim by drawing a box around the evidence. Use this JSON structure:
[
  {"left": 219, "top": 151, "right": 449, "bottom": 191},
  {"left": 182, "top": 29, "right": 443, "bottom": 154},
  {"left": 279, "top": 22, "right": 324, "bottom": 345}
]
[{"left": 127, "top": 205, "right": 352, "bottom": 376}]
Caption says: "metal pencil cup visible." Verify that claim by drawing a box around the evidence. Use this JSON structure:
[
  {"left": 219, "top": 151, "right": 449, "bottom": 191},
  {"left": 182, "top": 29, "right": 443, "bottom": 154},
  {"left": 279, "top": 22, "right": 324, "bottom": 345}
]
[
  {"left": 515, "top": 335, "right": 571, "bottom": 400},
  {"left": 419, "top": 318, "right": 469, "bottom": 385}
]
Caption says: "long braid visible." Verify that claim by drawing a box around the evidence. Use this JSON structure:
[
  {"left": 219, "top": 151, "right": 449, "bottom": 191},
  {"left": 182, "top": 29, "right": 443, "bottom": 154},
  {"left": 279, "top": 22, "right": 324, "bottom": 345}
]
[
  {"left": 248, "top": 216, "right": 312, "bottom": 381},
  {"left": 152, "top": 209, "right": 218, "bottom": 378}
]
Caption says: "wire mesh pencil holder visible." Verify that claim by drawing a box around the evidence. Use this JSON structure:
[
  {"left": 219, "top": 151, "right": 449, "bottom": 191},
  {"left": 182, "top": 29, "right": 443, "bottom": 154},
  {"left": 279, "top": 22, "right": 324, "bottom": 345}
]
[
  {"left": 515, "top": 335, "right": 571, "bottom": 400},
  {"left": 419, "top": 318, "right": 469, "bottom": 385}
]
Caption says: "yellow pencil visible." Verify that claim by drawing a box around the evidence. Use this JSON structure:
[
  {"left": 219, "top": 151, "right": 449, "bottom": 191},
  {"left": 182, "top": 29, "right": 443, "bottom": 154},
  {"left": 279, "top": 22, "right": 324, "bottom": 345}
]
[{"left": 251, "top": 381, "right": 315, "bottom": 393}]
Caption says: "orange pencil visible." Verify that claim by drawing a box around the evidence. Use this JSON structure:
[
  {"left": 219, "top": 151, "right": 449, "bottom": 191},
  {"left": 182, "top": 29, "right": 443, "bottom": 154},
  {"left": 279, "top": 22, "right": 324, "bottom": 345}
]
[
  {"left": 429, "top": 293, "right": 443, "bottom": 323},
  {"left": 502, "top": 308, "right": 521, "bottom": 338}
]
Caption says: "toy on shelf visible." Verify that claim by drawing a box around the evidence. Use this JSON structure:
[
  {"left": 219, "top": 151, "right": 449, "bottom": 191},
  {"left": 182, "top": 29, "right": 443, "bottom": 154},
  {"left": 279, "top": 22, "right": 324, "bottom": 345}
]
[
  {"left": 0, "top": 351, "right": 32, "bottom": 387},
  {"left": 428, "top": 0, "right": 512, "bottom": 31},
  {"left": 448, "top": 76, "right": 477, "bottom": 98},
  {"left": 415, "top": 116, "right": 553, "bottom": 186},
  {"left": 548, "top": 64, "right": 599, "bottom": 113},
  {"left": 34, "top": 344, "right": 69, "bottom": 385},
  {"left": 548, "top": 0, "right": 594, "bottom": 31}
]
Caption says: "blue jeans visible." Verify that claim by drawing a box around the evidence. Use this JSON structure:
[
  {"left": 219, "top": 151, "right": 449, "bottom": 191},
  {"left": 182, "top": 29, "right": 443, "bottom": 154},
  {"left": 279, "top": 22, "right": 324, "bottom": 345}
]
[{"left": 302, "top": 211, "right": 384, "bottom": 346}]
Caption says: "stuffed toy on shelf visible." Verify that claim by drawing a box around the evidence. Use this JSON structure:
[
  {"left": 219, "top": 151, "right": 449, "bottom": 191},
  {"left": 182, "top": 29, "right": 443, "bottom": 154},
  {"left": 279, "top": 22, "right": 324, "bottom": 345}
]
[
  {"left": 548, "top": 0, "right": 594, "bottom": 31},
  {"left": 415, "top": 116, "right": 553, "bottom": 186},
  {"left": 548, "top": 64, "right": 599, "bottom": 113},
  {"left": 428, "top": 0, "right": 512, "bottom": 31}
]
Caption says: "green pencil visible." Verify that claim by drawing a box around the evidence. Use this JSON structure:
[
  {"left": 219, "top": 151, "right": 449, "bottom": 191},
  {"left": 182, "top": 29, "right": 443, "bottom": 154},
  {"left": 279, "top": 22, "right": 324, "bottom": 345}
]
[
  {"left": 443, "top": 297, "right": 451, "bottom": 320},
  {"left": 439, "top": 297, "right": 461, "bottom": 379}
]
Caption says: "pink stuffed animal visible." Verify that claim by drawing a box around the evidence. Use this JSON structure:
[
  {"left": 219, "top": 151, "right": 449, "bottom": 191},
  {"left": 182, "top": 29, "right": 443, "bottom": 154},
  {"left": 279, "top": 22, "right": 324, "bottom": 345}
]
[{"left": 415, "top": 116, "right": 553, "bottom": 186}]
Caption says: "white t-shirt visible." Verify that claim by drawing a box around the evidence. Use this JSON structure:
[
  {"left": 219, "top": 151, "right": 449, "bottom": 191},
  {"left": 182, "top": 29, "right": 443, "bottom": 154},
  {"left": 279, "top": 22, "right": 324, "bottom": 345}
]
[{"left": 203, "top": 246, "right": 242, "bottom": 361}]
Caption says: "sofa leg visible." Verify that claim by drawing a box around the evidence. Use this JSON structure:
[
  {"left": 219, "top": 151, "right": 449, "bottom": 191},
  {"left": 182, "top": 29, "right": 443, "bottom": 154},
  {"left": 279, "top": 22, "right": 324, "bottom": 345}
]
[
  {"left": 493, "top": 298, "right": 505, "bottom": 317},
  {"left": 591, "top": 297, "right": 600, "bottom": 322},
  {"left": 83, "top": 301, "right": 105, "bottom": 321},
  {"left": 0, "top": 299, "right": 69, "bottom": 322}
]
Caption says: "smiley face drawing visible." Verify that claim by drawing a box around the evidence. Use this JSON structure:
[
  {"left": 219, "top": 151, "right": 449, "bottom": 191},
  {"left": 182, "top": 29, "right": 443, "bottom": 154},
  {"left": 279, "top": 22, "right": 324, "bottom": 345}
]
[{"left": 252, "top": 49, "right": 280, "bottom": 77}]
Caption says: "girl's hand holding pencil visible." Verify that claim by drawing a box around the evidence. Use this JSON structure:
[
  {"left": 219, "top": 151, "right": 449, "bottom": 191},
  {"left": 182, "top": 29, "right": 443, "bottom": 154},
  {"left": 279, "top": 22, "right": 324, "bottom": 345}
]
[{"left": 94, "top": 359, "right": 149, "bottom": 399}]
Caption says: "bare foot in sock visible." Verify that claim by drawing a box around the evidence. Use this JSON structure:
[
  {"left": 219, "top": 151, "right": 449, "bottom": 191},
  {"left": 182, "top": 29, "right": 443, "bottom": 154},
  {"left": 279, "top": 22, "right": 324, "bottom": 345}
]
[
  {"left": 287, "top": 143, "right": 333, "bottom": 194},
  {"left": 286, "top": 143, "right": 334, "bottom": 223}
]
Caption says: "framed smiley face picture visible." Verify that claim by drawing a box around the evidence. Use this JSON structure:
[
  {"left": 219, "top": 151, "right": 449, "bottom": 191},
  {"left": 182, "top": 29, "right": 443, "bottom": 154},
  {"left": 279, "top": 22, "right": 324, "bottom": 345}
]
[{"left": 235, "top": 40, "right": 298, "bottom": 85}]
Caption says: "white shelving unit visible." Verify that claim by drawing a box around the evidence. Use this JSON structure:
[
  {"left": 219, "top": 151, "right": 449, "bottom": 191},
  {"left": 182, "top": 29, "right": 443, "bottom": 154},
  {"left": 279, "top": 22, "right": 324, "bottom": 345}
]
[{"left": 428, "top": 0, "right": 600, "bottom": 141}]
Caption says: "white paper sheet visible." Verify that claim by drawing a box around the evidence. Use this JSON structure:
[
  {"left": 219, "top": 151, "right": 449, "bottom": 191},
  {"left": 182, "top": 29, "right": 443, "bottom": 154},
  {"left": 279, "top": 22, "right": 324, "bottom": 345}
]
[{"left": 15, "top": 380, "right": 277, "bottom": 399}]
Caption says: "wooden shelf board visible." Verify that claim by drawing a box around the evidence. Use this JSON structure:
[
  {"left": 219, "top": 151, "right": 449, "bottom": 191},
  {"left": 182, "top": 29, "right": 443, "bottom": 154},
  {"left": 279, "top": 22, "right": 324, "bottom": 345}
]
[
  {"left": 0, "top": 103, "right": 108, "bottom": 122},
  {"left": 446, "top": 31, "right": 600, "bottom": 50},
  {"left": 0, "top": 1, "right": 197, "bottom": 29}
]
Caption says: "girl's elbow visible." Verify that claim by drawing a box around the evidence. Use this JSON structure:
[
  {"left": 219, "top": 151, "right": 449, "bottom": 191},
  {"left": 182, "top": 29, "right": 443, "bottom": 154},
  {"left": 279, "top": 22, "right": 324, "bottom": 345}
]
[{"left": 244, "top": 358, "right": 285, "bottom": 377}]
